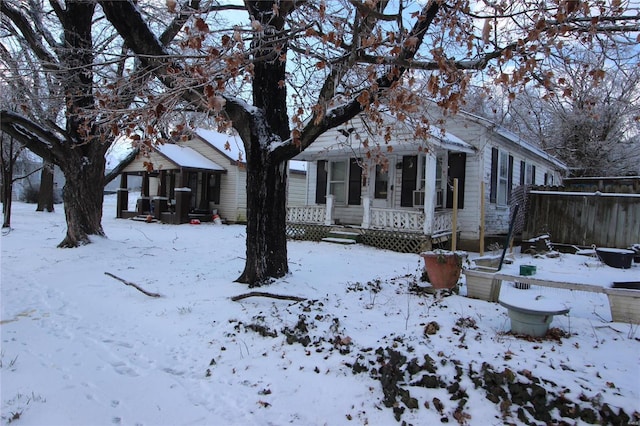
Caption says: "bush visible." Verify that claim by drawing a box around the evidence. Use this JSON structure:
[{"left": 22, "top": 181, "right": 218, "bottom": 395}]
[{"left": 21, "top": 185, "right": 40, "bottom": 203}]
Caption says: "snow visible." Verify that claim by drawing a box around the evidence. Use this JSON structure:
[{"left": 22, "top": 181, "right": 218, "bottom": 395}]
[
  {"left": 155, "top": 144, "right": 225, "bottom": 172},
  {"left": 2, "top": 197, "right": 639, "bottom": 425},
  {"left": 196, "top": 128, "right": 245, "bottom": 163}
]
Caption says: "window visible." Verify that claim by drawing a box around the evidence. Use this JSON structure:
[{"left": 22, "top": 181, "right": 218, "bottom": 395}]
[
  {"left": 315, "top": 159, "right": 362, "bottom": 206},
  {"left": 498, "top": 151, "right": 509, "bottom": 205},
  {"left": 520, "top": 161, "right": 536, "bottom": 185},
  {"left": 490, "top": 148, "right": 513, "bottom": 205},
  {"left": 374, "top": 165, "right": 388, "bottom": 199},
  {"left": 329, "top": 160, "right": 347, "bottom": 204}
]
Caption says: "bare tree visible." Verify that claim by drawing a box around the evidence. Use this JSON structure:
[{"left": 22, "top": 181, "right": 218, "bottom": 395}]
[
  {"left": 468, "top": 49, "right": 640, "bottom": 176},
  {"left": 1, "top": 131, "right": 26, "bottom": 228},
  {"left": 0, "top": 0, "right": 197, "bottom": 246},
  {"left": 96, "top": 0, "right": 639, "bottom": 286}
]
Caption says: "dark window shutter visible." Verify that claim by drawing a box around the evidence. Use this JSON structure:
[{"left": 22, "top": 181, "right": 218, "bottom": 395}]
[
  {"left": 508, "top": 155, "right": 514, "bottom": 201},
  {"left": 490, "top": 148, "right": 498, "bottom": 203},
  {"left": 315, "top": 160, "right": 327, "bottom": 204},
  {"left": 520, "top": 161, "right": 526, "bottom": 185},
  {"left": 544, "top": 172, "right": 549, "bottom": 186},
  {"left": 348, "top": 158, "right": 362, "bottom": 205},
  {"left": 401, "top": 155, "right": 418, "bottom": 207},
  {"left": 446, "top": 152, "right": 466, "bottom": 209}
]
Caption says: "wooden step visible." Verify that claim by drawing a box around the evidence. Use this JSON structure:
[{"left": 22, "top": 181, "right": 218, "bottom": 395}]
[{"left": 322, "top": 237, "right": 358, "bottom": 245}]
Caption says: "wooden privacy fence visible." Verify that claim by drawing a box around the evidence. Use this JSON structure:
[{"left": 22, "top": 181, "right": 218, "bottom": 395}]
[{"left": 523, "top": 189, "right": 640, "bottom": 248}]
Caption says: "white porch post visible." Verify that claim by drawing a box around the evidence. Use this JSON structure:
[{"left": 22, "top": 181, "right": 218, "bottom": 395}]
[
  {"left": 361, "top": 195, "right": 371, "bottom": 229},
  {"left": 324, "top": 194, "right": 334, "bottom": 226},
  {"left": 423, "top": 151, "right": 437, "bottom": 235}
]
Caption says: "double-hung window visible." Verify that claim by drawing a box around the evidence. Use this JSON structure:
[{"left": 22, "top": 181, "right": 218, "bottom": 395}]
[
  {"left": 316, "top": 159, "right": 362, "bottom": 206},
  {"left": 490, "top": 148, "right": 513, "bottom": 206},
  {"left": 329, "top": 160, "right": 347, "bottom": 204}
]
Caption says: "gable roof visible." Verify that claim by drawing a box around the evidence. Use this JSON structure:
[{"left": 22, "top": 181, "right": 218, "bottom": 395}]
[
  {"left": 456, "top": 110, "right": 568, "bottom": 170},
  {"left": 156, "top": 143, "right": 225, "bottom": 172},
  {"left": 195, "top": 128, "right": 307, "bottom": 172}
]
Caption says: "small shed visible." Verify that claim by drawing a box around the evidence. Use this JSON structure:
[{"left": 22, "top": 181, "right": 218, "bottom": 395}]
[{"left": 116, "top": 129, "right": 307, "bottom": 224}]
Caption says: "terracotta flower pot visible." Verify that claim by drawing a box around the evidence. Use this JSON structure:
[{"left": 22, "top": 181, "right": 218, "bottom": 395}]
[{"left": 420, "top": 251, "right": 465, "bottom": 289}]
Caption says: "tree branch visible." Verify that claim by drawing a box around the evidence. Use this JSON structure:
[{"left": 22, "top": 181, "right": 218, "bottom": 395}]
[
  {"left": 0, "top": 111, "right": 66, "bottom": 163},
  {"left": 231, "top": 291, "right": 306, "bottom": 302},
  {"left": 104, "top": 272, "right": 162, "bottom": 298},
  {"left": 0, "top": 1, "right": 59, "bottom": 72}
]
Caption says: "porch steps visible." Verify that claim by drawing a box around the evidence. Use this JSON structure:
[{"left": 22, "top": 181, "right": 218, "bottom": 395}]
[{"left": 321, "top": 230, "right": 361, "bottom": 245}]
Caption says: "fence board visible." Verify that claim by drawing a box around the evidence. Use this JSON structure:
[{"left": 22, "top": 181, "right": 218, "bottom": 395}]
[{"left": 524, "top": 190, "right": 640, "bottom": 248}]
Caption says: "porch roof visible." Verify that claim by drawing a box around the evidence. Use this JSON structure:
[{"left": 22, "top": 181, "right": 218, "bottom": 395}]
[{"left": 156, "top": 144, "right": 226, "bottom": 172}]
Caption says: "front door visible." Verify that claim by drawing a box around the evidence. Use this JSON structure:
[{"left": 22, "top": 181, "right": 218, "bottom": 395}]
[{"left": 372, "top": 159, "right": 395, "bottom": 208}]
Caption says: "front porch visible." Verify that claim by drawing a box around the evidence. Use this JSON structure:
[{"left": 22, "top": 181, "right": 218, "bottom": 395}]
[{"left": 286, "top": 196, "right": 455, "bottom": 253}]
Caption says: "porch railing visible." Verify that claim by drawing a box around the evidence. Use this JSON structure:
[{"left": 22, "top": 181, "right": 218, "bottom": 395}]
[
  {"left": 432, "top": 210, "right": 453, "bottom": 236},
  {"left": 287, "top": 203, "right": 453, "bottom": 237},
  {"left": 369, "top": 208, "right": 424, "bottom": 231},
  {"left": 287, "top": 205, "right": 326, "bottom": 224}
]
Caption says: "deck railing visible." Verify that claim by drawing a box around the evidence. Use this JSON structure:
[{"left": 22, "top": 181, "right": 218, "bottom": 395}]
[
  {"left": 369, "top": 208, "right": 424, "bottom": 231},
  {"left": 287, "top": 203, "right": 453, "bottom": 237},
  {"left": 287, "top": 205, "right": 326, "bottom": 224}
]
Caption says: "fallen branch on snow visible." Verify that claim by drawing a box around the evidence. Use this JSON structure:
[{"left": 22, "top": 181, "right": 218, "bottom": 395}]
[
  {"left": 231, "top": 292, "right": 306, "bottom": 302},
  {"left": 104, "top": 272, "right": 162, "bottom": 298}
]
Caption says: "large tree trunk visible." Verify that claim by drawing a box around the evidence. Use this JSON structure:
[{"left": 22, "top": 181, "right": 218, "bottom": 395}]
[
  {"left": 237, "top": 151, "right": 289, "bottom": 286},
  {"left": 234, "top": 1, "right": 291, "bottom": 286},
  {"left": 57, "top": 152, "right": 106, "bottom": 247},
  {"left": 36, "top": 161, "right": 55, "bottom": 212}
]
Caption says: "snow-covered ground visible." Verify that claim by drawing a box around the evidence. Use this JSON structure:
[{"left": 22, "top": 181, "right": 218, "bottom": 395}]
[{"left": 1, "top": 196, "right": 639, "bottom": 425}]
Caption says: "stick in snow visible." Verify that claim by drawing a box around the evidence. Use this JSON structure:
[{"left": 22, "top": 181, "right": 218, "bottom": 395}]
[
  {"left": 231, "top": 292, "right": 306, "bottom": 302},
  {"left": 104, "top": 272, "right": 162, "bottom": 298}
]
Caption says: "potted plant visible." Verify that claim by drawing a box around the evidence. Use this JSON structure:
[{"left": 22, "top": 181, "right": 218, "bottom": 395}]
[{"left": 420, "top": 249, "right": 467, "bottom": 290}]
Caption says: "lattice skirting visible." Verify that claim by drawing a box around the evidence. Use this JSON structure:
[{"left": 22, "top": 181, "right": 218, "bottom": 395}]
[
  {"left": 286, "top": 223, "right": 433, "bottom": 253},
  {"left": 286, "top": 223, "right": 332, "bottom": 241},
  {"left": 359, "top": 229, "right": 432, "bottom": 254}
]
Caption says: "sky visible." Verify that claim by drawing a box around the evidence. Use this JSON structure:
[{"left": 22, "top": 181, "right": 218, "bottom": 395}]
[{"left": 1, "top": 195, "right": 639, "bottom": 425}]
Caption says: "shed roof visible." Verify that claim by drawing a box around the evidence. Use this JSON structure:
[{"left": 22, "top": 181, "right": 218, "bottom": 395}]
[{"left": 156, "top": 143, "right": 226, "bottom": 172}]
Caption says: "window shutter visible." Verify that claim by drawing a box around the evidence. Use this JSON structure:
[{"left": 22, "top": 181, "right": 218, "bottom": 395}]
[
  {"left": 490, "top": 148, "right": 498, "bottom": 203},
  {"left": 520, "top": 161, "right": 526, "bottom": 185},
  {"left": 315, "top": 160, "right": 327, "bottom": 204},
  {"left": 446, "top": 152, "right": 466, "bottom": 209},
  {"left": 348, "top": 158, "right": 362, "bottom": 205},
  {"left": 401, "top": 155, "right": 418, "bottom": 207},
  {"left": 508, "top": 155, "right": 514, "bottom": 201}
]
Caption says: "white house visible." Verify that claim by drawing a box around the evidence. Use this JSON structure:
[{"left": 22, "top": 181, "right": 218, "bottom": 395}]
[
  {"left": 116, "top": 129, "right": 306, "bottom": 224},
  {"left": 289, "top": 108, "right": 566, "bottom": 251}
]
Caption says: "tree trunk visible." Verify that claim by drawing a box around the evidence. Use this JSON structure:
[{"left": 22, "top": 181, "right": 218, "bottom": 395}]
[
  {"left": 236, "top": 148, "right": 289, "bottom": 286},
  {"left": 57, "top": 153, "right": 106, "bottom": 247},
  {"left": 36, "top": 161, "right": 55, "bottom": 212},
  {"left": 2, "top": 169, "right": 13, "bottom": 228}
]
